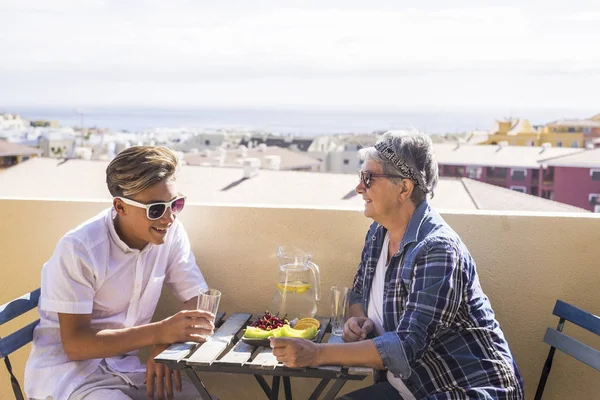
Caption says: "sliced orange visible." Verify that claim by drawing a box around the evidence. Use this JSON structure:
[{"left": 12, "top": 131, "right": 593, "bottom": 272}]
[{"left": 295, "top": 318, "right": 320, "bottom": 330}]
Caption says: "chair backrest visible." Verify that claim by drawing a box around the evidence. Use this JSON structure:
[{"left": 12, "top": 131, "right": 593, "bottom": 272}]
[
  {"left": 0, "top": 288, "right": 40, "bottom": 400},
  {"left": 535, "top": 300, "right": 600, "bottom": 400},
  {"left": 0, "top": 288, "right": 41, "bottom": 359},
  {"left": 543, "top": 300, "right": 600, "bottom": 371}
]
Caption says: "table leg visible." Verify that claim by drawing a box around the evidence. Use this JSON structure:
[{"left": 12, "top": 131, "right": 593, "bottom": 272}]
[
  {"left": 271, "top": 376, "right": 281, "bottom": 400},
  {"left": 322, "top": 379, "right": 347, "bottom": 400},
  {"left": 184, "top": 369, "right": 213, "bottom": 400},
  {"left": 283, "top": 376, "right": 292, "bottom": 400},
  {"left": 254, "top": 375, "right": 272, "bottom": 398},
  {"left": 308, "top": 378, "right": 330, "bottom": 400}
]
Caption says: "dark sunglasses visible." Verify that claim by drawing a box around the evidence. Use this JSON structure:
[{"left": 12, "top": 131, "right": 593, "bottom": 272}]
[
  {"left": 116, "top": 196, "right": 186, "bottom": 220},
  {"left": 358, "top": 171, "right": 406, "bottom": 189}
]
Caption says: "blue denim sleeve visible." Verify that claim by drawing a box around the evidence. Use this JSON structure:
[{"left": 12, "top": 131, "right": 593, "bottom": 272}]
[
  {"left": 350, "top": 223, "right": 377, "bottom": 306},
  {"left": 374, "top": 240, "right": 464, "bottom": 378}
]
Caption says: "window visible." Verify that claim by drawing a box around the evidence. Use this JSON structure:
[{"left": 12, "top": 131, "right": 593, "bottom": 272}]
[
  {"left": 510, "top": 186, "right": 527, "bottom": 193},
  {"left": 556, "top": 141, "right": 563, "bottom": 147},
  {"left": 571, "top": 140, "right": 579, "bottom": 148},
  {"left": 205, "top": 140, "right": 211, "bottom": 146},
  {"left": 590, "top": 169, "right": 600, "bottom": 181},
  {"left": 486, "top": 167, "right": 507, "bottom": 179},
  {"left": 531, "top": 169, "right": 539, "bottom": 181},
  {"left": 511, "top": 168, "right": 527, "bottom": 181},
  {"left": 466, "top": 166, "right": 482, "bottom": 179},
  {"left": 455, "top": 167, "right": 465, "bottom": 177},
  {"left": 542, "top": 166, "right": 555, "bottom": 183},
  {"left": 343, "top": 159, "right": 349, "bottom": 165},
  {"left": 589, "top": 194, "right": 600, "bottom": 205},
  {"left": 584, "top": 127, "right": 591, "bottom": 134},
  {"left": 541, "top": 190, "right": 554, "bottom": 200},
  {"left": 568, "top": 127, "right": 575, "bottom": 133},
  {"left": 2, "top": 156, "right": 18, "bottom": 166},
  {"left": 531, "top": 186, "right": 539, "bottom": 196}
]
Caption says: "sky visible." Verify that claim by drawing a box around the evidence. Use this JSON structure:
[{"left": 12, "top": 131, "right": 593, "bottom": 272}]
[{"left": 0, "top": 0, "right": 599, "bottom": 114}]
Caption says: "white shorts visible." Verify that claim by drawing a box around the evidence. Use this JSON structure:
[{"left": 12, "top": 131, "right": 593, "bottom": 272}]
[{"left": 62, "top": 360, "right": 207, "bottom": 400}]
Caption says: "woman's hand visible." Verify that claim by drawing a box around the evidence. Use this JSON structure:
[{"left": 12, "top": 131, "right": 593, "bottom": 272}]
[
  {"left": 270, "top": 337, "right": 321, "bottom": 368},
  {"left": 342, "top": 317, "right": 374, "bottom": 342}
]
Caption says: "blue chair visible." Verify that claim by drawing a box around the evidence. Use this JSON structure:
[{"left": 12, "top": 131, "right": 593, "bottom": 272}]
[
  {"left": 0, "top": 288, "right": 40, "bottom": 400},
  {"left": 534, "top": 299, "right": 600, "bottom": 400}
]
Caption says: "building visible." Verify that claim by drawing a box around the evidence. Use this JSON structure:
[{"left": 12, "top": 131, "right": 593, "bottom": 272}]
[
  {"left": 0, "top": 141, "right": 40, "bottom": 169},
  {"left": 483, "top": 118, "right": 585, "bottom": 148},
  {"left": 183, "top": 145, "right": 322, "bottom": 172},
  {"left": 307, "top": 133, "right": 381, "bottom": 174},
  {"left": 0, "top": 113, "right": 29, "bottom": 131},
  {"left": 0, "top": 157, "right": 588, "bottom": 212},
  {"left": 39, "top": 130, "right": 76, "bottom": 158},
  {"left": 240, "top": 134, "right": 315, "bottom": 152},
  {"left": 177, "top": 131, "right": 228, "bottom": 151},
  {"left": 434, "top": 143, "right": 582, "bottom": 197},
  {"left": 543, "top": 115, "right": 600, "bottom": 148},
  {"left": 538, "top": 148, "right": 600, "bottom": 212}
]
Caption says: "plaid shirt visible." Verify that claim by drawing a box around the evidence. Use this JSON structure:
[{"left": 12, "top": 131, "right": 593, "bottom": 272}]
[{"left": 351, "top": 201, "right": 524, "bottom": 399}]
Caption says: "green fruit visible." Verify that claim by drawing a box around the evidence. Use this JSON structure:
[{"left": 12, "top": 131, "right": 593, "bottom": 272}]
[
  {"left": 279, "top": 325, "right": 317, "bottom": 339},
  {"left": 244, "top": 326, "right": 280, "bottom": 339}
]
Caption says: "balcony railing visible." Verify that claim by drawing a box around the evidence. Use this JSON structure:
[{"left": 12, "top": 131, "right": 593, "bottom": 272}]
[{"left": 1, "top": 198, "right": 599, "bottom": 399}]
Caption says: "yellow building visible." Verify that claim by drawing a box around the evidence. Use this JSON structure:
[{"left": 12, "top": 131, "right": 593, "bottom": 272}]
[{"left": 483, "top": 118, "right": 584, "bottom": 148}]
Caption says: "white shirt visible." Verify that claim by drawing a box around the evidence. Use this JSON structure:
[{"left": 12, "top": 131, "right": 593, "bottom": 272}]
[
  {"left": 368, "top": 232, "right": 416, "bottom": 400},
  {"left": 24, "top": 208, "right": 208, "bottom": 400}
]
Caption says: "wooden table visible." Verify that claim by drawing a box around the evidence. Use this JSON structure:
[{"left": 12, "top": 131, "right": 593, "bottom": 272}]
[{"left": 155, "top": 313, "right": 373, "bottom": 400}]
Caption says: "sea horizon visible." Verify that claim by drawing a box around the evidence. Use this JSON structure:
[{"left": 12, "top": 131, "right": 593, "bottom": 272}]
[{"left": 2, "top": 105, "right": 597, "bottom": 136}]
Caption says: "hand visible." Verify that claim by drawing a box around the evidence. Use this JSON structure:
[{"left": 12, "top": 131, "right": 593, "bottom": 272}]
[
  {"left": 157, "top": 310, "right": 215, "bottom": 344},
  {"left": 270, "top": 337, "right": 320, "bottom": 368},
  {"left": 146, "top": 344, "right": 181, "bottom": 400},
  {"left": 342, "top": 317, "right": 374, "bottom": 342}
]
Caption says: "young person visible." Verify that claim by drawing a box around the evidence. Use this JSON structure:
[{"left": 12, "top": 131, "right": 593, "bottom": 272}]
[{"left": 25, "top": 146, "right": 213, "bottom": 400}]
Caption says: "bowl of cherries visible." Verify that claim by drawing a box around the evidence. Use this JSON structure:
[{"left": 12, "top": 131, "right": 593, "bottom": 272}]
[{"left": 241, "top": 312, "right": 290, "bottom": 346}]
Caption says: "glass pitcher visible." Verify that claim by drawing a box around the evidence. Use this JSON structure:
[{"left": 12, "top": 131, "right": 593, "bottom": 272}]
[{"left": 271, "top": 245, "right": 321, "bottom": 319}]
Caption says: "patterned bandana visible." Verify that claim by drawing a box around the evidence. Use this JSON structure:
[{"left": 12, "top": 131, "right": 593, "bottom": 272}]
[{"left": 374, "top": 141, "right": 429, "bottom": 193}]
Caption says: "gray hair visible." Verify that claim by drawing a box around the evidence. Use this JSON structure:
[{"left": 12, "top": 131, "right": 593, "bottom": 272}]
[{"left": 359, "top": 131, "right": 439, "bottom": 204}]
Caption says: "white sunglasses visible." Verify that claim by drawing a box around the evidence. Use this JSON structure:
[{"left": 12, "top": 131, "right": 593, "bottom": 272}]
[{"left": 115, "top": 196, "right": 186, "bottom": 220}]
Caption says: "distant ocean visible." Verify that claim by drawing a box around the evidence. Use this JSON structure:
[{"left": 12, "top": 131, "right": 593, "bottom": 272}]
[{"left": 4, "top": 106, "right": 593, "bottom": 135}]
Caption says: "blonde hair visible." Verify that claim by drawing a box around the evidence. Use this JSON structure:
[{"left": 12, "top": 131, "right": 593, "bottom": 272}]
[{"left": 106, "top": 146, "right": 180, "bottom": 198}]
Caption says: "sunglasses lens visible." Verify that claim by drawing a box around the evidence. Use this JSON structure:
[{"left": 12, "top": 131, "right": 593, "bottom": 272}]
[
  {"left": 171, "top": 197, "right": 185, "bottom": 214},
  {"left": 360, "top": 171, "right": 371, "bottom": 188},
  {"left": 148, "top": 204, "right": 166, "bottom": 220}
]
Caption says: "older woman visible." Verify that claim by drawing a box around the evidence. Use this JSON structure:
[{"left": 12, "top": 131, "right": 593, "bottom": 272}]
[{"left": 270, "top": 132, "right": 524, "bottom": 399}]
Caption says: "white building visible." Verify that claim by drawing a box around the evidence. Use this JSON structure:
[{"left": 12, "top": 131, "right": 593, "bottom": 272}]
[{"left": 0, "top": 113, "right": 29, "bottom": 131}]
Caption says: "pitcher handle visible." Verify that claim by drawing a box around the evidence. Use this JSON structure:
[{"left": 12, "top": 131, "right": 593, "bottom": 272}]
[{"left": 307, "top": 261, "right": 321, "bottom": 301}]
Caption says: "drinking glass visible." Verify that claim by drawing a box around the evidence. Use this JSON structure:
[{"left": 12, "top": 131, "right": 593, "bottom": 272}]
[
  {"left": 330, "top": 286, "right": 350, "bottom": 336},
  {"left": 197, "top": 288, "right": 221, "bottom": 338}
]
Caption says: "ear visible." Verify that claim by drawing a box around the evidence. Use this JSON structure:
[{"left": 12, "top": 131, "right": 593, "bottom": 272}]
[
  {"left": 113, "top": 198, "right": 126, "bottom": 216},
  {"left": 398, "top": 179, "right": 414, "bottom": 202}
]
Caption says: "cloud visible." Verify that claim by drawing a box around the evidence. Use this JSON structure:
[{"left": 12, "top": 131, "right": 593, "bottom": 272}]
[{"left": 0, "top": 1, "right": 599, "bottom": 109}]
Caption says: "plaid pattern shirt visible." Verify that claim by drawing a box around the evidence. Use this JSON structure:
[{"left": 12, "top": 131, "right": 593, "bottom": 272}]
[{"left": 350, "top": 201, "right": 524, "bottom": 399}]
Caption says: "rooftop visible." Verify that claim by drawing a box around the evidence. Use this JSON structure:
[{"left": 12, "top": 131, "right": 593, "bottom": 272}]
[
  {"left": 0, "top": 141, "right": 41, "bottom": 157},
  {"left": 0, "top": 157, "right": 587, "bottom": 212},
  {"left": 546, "top": 119, "right": 600, "bottom": 128},
  {"left": 432, "top": 143, "right": 582, "bottom": 169},
  {"left": 540, "top": 147, "right": 600, "bottom": 168}
]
